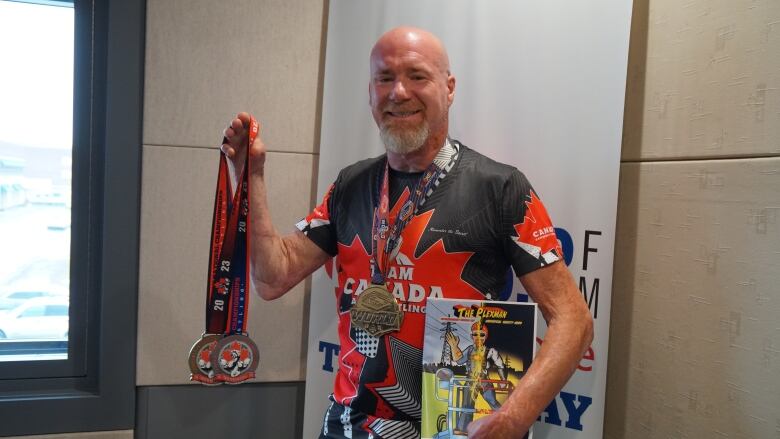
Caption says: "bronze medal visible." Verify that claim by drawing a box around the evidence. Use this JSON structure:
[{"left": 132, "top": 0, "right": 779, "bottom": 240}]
[
  {"left": 210, "top": 333, "right": 260, "bottom": 384},
  {"left": 188, "top": 334, "right": 222, "bottom": 385},
  {"left": 350, "top": 284, "right": 403, "bottom": 337}
]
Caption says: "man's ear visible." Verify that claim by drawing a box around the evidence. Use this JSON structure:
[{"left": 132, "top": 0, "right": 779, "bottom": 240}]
[{"left": 447, "top": 74, "right": 456, "bottom": 106}]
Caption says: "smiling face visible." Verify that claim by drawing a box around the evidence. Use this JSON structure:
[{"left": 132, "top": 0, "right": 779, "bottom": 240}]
[{"left": 369, "top": 28, "right": 455, "bottom": 155}]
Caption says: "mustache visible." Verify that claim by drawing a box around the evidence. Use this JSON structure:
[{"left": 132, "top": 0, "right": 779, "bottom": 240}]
[{"left": 382, "top": 105, "right": 420, "bottom": 113}]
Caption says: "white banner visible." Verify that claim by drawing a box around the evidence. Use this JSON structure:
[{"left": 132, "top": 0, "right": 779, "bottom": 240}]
[{"left": 303, "top": 1, "right": 632, "bottom": 437}]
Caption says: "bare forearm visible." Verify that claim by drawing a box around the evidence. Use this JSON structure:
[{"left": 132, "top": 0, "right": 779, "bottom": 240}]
[
  {"left": 251, "top": 234, "right": 325, "bottom": 300},
  {"left": 250, "top": 235, "right": 301, "bottom": 299},
  {"left": 500, "top": 305, "right": 593, "bottom": 431},
  {"left": 248, "top": 177, "right": 305, "bottom": 299}
]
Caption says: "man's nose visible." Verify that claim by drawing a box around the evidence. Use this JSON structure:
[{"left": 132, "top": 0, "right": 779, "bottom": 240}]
[{"left": 389, "top": 79, "right": 410, "bottom": 101}]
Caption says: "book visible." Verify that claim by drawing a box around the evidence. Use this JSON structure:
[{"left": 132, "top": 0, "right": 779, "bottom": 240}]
[{"left": 421, "top": 298, "right": 537, "bottom": 439}]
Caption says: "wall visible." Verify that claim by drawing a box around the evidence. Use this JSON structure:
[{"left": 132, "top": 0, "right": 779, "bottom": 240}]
[{"left": 605, "top": 0, "right": 780, "bottom": 438}]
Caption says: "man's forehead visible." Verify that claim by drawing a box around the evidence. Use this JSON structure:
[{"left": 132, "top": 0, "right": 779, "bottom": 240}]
[
  {"left": 371, "top": 46, "right": 451, "bottom": 77},
  {"left": 369, "top": 28, "right": 449, "bottom": 73},
  {"left": 370, "top": 49, "right": 436, "bottom": 73}
]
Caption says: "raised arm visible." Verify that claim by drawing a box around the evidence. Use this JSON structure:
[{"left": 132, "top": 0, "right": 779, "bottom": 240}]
[
  {"left": 221, "top": 112, "right": 330, "bottom": 300},
  {"left": 467, "top": 260, "right": 593, "bottom": 438}
]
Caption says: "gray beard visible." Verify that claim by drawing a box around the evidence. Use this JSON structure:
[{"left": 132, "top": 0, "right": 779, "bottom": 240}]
[{"left": 379, "top": 122, "right": 430, "bottom": 155}]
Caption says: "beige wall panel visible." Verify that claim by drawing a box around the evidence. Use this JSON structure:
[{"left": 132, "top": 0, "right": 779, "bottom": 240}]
[
  {"left": 623, "top": 0, "right": 780, "bottom": 160},
  {"left": 622, "top": 0, "right": 650, "bottom": 160},
  {"left": 4, "top": 431, "right": 133, "bottom": 439},
  {"left": 605, "top": 158, "right": 780, "bottom": 438},
  {"left": 143, "top": 0, "right": 326, "bottom": 153},
  {"left": 137, "top": 145, "right": 316, "bottom": 385}
]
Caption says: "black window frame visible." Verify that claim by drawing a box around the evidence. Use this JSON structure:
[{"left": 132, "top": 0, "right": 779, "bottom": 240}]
[{"left": 0, "top": 0, "right": 143, "bottom": 434}]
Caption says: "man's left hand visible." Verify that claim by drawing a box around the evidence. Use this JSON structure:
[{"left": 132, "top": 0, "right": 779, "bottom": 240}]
[{"left": 467, "top": 410, "right": 528, "bottom": 439}]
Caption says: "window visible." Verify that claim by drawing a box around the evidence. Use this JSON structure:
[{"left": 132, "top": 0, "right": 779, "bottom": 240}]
[
  {"left": 47, "top": 305, "right": 69, "bottom": 317},
  {"left": 0, "top": 0, "right": 73, "bottom": 360},
  {"left": 19, "top": 306, "right": 45, "bottom": 318},
  {"left": 0, "top": 0, "right": 143, "bottom": 435},
  {"left": 12, "top": 292, "right": 48, "bottom": 300}
]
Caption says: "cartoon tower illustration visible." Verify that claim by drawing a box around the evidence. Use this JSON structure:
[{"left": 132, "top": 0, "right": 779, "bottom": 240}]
[{"left": 439, "top": 322, "right": 455, "bottom": 365}]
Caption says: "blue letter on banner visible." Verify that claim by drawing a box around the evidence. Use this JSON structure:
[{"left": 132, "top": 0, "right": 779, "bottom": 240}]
[{"left": 319, "top": 341, "right": 340, "bottom": 372}]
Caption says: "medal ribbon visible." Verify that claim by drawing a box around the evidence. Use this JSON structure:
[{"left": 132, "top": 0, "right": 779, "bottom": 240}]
[
  {"left": 205, "top": 117, "right": 258, "bottom": 335},
  {"left": 371, "top": 156, "right": 448, "bottom": 285}
]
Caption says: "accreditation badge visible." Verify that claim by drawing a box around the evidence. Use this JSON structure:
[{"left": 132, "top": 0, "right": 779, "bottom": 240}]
[
  {"left": 210, "top": 333, "right": 260, "bottom": 384},
  {"left": 188, "top": 334, "right": 222, "bottom": 385},
  {"left": 350, "top": 284, "right": 403, "bottom": 337}
]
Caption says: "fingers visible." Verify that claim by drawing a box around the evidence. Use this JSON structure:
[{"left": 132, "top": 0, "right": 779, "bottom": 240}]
[
  {"left": 220, "top": 143, "right": 235, "bottom": 158},
  {"left": 236, "top": 111, "right": 251, "bottom": 126},
  {"left": 224, "top": 113, "right": 259, "bottom": 138},
  {"left": 466, "top": 411, "right": 521, "bottom": 439},
  {"left": 239, "top": 115, "right": 263, "bottom": 147},
  {"left": 223, "top": 117, "right": 245, "bottom": 140},
  {"left": 220, "top": 113, "right": 266, "bottom": 171},
  {"left": 221, "top": 113, "right": 251, "bottom": 157},
  {"left": 230, "top": 116, "right": 245, "bottom": 132},
  {"left": 220, "top": 125, "right": 237, "bottom": 158},
  {"left": 466, "top": 415, "right": 492, "bottom": 438}
]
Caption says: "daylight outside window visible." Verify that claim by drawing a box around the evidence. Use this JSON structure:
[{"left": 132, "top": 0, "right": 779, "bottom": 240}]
[{"left": 0, "top": 0, "right": 73, "bottom": 361}]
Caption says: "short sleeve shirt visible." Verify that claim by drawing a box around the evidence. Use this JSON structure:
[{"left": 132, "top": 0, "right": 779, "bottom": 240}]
[{"left": 296, "top": 141, "right": 561, "bottom": 424}]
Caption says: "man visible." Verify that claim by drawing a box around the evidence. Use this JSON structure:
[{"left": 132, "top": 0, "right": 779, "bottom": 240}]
[{"left": 221, "top": 27, "right": 592, "bottom": 439}]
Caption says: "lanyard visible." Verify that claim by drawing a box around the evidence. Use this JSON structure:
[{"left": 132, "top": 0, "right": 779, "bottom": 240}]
[
  {"left": 190, "top": 116, "right": 260, "bottom": 385},
  {"left": 370, "top": 142, "right": 459, "bottom": 285},
  {"left": 205, "top": 117, "right": 258, "bottom": 335}
]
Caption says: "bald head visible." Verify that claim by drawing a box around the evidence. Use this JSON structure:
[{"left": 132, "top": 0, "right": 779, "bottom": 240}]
[{"left": 370, "top": 26, "right": 451, "bottom": 76}]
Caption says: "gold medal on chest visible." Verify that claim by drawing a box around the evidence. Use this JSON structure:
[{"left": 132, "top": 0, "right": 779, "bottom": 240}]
[{"left": 350, "top": 284, "right": 403, "bottom": 337}]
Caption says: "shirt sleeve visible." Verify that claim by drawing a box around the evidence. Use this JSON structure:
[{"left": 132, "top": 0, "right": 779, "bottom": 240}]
[
  {"left": 295, "top": 181, "right": 338, "bottom": 256},
  {"left": 501, "top": 170, "right": 563, "bottom": 277}
]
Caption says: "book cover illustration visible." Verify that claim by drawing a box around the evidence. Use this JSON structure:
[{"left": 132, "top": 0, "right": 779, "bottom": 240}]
[{"left": 421, "top": 298, "right": 537, "bottom": 439}]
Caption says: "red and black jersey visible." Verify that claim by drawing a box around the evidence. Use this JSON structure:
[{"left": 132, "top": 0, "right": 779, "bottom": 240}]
[{"left": 298, "top": 141, "right": 561, "bottom": 437}]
